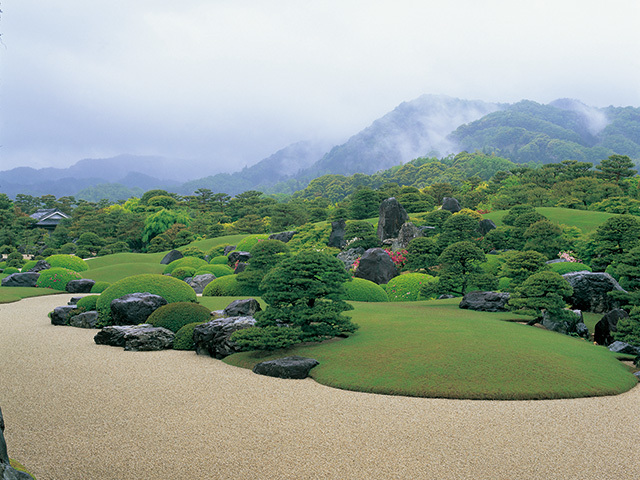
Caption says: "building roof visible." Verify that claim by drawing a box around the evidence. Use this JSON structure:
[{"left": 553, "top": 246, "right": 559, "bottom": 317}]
[{"left": 30, "top": 209, "right": 71, "bottom": 228}]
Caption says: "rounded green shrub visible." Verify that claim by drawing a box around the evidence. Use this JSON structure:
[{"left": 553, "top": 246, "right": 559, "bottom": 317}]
[
  {"left": 45, "top": 254, "right": 89, "bottom": 272},
  {"left": 60, "top": 242, "right": 77, "bottom": 254},
  {"left": 90, "top": 281, "right": 111, "bottom": 293},
  {"left": 342, "top": 278, "right": 389, "bottom": 302},
  {"left": 209, "top": 255, "right": 229, "bottom": 265},
  {"left": 147, "top": 302, "right": 212, "bottom": 333},
  {"left": 96, "top": 274, "right": 197, "bottom": 326},
  {"left": 235, "top": 234, "right": 268, "bottom": 252},
  {"left": 3, "top": 266, "right": 20, "bottom": 275},
  {"left": 35, "top": 267, "right": 83, "bottom": 291},
  {"left": 181, "top": 246, "right": 206, "bottom": 259},
  {"left": 386, "top": 273, "right": 437, "bottom": 302},
  {"left": 202, "top": 274, "right": 253, "bottom": 296},
  {"left": 21, "top": 260, "right": 37, "bottom": 271},
  {"left": 162, "top": 256, "right": 208, "bottom": 275},
  {"left": 196, "top": 264, "right": 234, "bottom": 277},
  {"left": 174, "top": 321, "right": 206, "bottom": 350},
  {"left": 76, "top": 295, "right": 99, "bottom": 311},
  {"left": 547, "top": 262, "right": 592, "bottom": 275},
  {"left": 207, "top": 243, "right": 234, "bottom": 258},
  {"left": 172, "top": 266, "right": 196, "bottom": 280}
]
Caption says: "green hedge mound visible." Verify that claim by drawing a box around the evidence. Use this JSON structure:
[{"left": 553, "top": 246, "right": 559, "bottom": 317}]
[
  {"left": 202, "top": 274, "right": 256, "bottom": 296},
  {"left": 235, "top": 234, "right": 269, "bottom": 252},
  {"left": 90, "top": 281, "right": 111, "bottom": 293},
  {"left": 163, "top": 257, "right": 208, "bottom": 275},
  {"left": 147, "top": 302, "right": 212, "bottom": 333},
  {"left": 209, "top": 255, "right": 230, "bottom": 265},
  {"left": 45, "top": 254, "right": 90, "bottom": 272},
  {"left": 172, "top": 266, "right": 196, "bottom": 280},
  {"left": 76, "top": 295, "right": 99, "bottom": 311},
  {"left": 3, "top": 267, "right": 20, "bottom": 275},
  {"left": 386, "top": 273, "right": 437, "bottom": 302},
  {"left": 547, "top": 262, "right": 592, "bottom": 274},
  {"left": 342, "top": 277, "right": 389, "bottom": 302},
  {"left": 35, "top": 267, "right": 83, "bottom": 291},
  {"left": 174, "top": 322, "right": 206, "bottom": 350},
  {"left": 196, "top": 264, "right": 234, "bottom": 277}
]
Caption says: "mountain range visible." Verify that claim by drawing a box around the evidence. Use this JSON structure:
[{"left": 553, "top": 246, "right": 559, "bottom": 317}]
[{"left": 1, "top": 94, "right": 639, "bottom": 201}]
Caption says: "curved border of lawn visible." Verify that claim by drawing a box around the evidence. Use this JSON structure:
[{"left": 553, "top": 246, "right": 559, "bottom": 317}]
[{"left": 224, "top": 298, "right": 638, "bottom": 400}]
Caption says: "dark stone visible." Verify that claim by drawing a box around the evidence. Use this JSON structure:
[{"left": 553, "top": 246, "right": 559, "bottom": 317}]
[
  {"left": 336, "top": 247, "right": 365, "bottom": 270},
  {"left": 193, "top": 316, "right": 256, "bottom": 359},
  {"left": 562, "top": 272, "right": 626, "bottom": 313},
  {"left": 394, "top": 222, "right": 423, "bottom": 249},
  {"left": 94, "top": 324, "right": 174, "bottom": 351},
  {"left": 608, "top": 341, "right": 640, "bottom": 356},
  {"left": 110, "top": 292, "right": 167, "bottom": 326},
  {"left": 228, "top": 251, "right": 251, "bottom": 264},
  {"left": 233, "top": 262, "right": 248, "bottom": 274},
  {"left": 269, "top": 231, "right": 297, "bottom": 243},
  {"left": 50, "top": 305, "right": 78, "bottom": 326},
  {"left": 1, "top": 272, "right": 40, "bottom": 288},
  {"left": 459, "top": 291, "right": 510, "bottom": 312},
  {"left": 160, "top": 249, "right": 183, "bottom": 265},
  {"left": 594, "top": 309, "right": 629, "bottom": 346},
  {"left": 327, "top": 220, "right": 346, "bottom": 249},
  {"left": 66, "top": 278, "right": 96, "bottom": 293},
  {"left": 354, "top": 248, "right": 398, "bottom": 285},
  {"left": 68, "top": 311, "right": 99, "bottom": 329},
  {"left": 377, "top": 198, "right": 409, "bottom": 242},
  {"left": 223, "top": 245, "right": 236, "bottom": 256},
  {"left": 224, "top": 298, "right": 261, "bottom": 317},
  {"left": 26, "top": 260, "right": 51, "bottom": 272},
  {"left": 441, "top": 197, "right": 461, "bottom": 213},
  {"left": 542, "top": 309, "right": 590, "bottom": 339},
  {"left": 253, "top": 356, "right": 320, "bottom": 379},
  {"left": 68, "top": 297, "right": 83, "bottom": 305},
  {"left": 477, "top": 219, "right": 497, "bottom": 236},
  {"left": 187, "top": 274, "right": 217, "bottom": 294}
]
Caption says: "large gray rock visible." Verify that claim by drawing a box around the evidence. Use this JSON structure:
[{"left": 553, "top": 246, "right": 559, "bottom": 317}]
[
  {"left": 377, "top": 198, "right": 409, "bottom": 242},
  {"left": 187, "top": 274, "right": 217, "bottom": 294},
  {"left": 441, "top": 197, "right": 461, "bottom": 213},
  {"left": 26, "top": 260, "right": 51, "bottom": 272},
  {"left": 66, "top": 278, "right": 96, "bottom": 293},
  {"left": 224, "top": 298, "right": 261, "bottom": 317},
  {"left": 50, "top": 305, "right": 78, "bottom": 326},
  {"left": 269, "top": 231, "right": 297, "bottom": 243},
  {"left": 233, "top": 262, "right": 248, "bottom": 274},
  {"left": 562, "top": 272, "right": 626, "bottom": 313},
  {"left": 253, "top": 356, "right": 320, "bottom": 379},
  {"left": 110, "top": 293, "right": 167, "bottom": 326},
  {"left": 394, "top": 222, "right": 423, "bottom": 249},
  {"left": 68, "top": 311, "right": 100, "bottom": 329},
  {"left": 1, "top": 272, "right": 40, "bottom": 288},
  {"left": 160, "top": 249, "right": 183, "bottom": 265},
  {"left": 223, "top": 245, "right": 236, "bottom": 256},
  {"left": 94, "top": 324, "right": 175, "bottom": 351},
  {"left": 354, "top": 248, "right": 398, "bottom": 285},
  {"left": 608, "top": 341, "right": 640, "bottom": 356},
  {"left": 327, "top": 220, "right": 346, "bottom": 249},
  {"left": 477, "top": 219, "right": 497, "bottom": 236},
  {"left": 594, "top": 309, "right": 629, "bottom": 346},
  {"left": 336, "top": 247, "right": 365, "bottom": 270},
  {"left": 459, "top": 291, "right": 510, "bottom": 312},
  {"left": 193, "top": 316, "right": 256, "bottom": 359},
  {"left": 542, "top": 309, "right": 590, "bottom": 339},
  {"left": 228, "top": 251, "right": 251, "bottom": 264}
]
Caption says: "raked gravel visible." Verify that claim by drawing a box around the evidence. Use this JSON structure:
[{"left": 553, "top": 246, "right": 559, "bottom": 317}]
[{"left": 1, "top": 294, "right": 640, "bottom": 479}]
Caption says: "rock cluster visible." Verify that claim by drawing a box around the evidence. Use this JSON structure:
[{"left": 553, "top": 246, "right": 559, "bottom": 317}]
[
  {"left": 94, "top": 324, "right": 175, "bottom": 351},
  {"left": 459, "top": 291, "right": 510, "bottom": 312},
  {"left": 193, "top": 316, "right": 256, "bottom": 359}
]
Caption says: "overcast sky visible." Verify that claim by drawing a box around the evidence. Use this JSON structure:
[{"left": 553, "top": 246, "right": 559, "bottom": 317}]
[{"left": 1, "top": 0, "right": 639, "bottom": 172}]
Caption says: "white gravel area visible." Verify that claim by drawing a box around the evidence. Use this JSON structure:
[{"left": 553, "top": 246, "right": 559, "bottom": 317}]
[{"left": 1, "top": 294, "right": 640, "bottom": 480}]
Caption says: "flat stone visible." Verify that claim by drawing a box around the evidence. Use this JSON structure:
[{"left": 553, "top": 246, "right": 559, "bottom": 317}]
[
  {"left": 253, "top": 356, "right": 320, "bottom": 379},
  {"left": 1, "top": 272, "right": 40, "bottom": 288}
]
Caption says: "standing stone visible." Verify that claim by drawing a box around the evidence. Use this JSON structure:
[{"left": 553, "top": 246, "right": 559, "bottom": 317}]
[
  {"left": 394, "top": 222, "right": 423, "bottom": 249},
  {"left": 110, "top": 293, "right": 167, "bottom": 325},
  {"left": 328, "top": 220, "right": 347, "bottom": 249},
  {"left": 441, "top": 197, "right": 461, "bottom": 213},
  {"left": 0, "top": 406, "right": 7, "bottom": 464},
  {"left": 354, "top": 248, "right": 398, "bottom": 285},
  {"left": 594, "top": 309, "right": 629, "bottom": 346},
  {"left": 233, "top": 262, "right": 248, "bottom": 274},
  {"left": 377, "top": 198, "right": 409, "bottom": 242},
  {"left": 477, "top": 219, "right": 497, "bottom": 236},
  {"left": 66, "top": 279, "right": 96, "bottom": 293},
  {"left": 562, "top": 272, "right": 625, "bottom": 313},
  {"left": 160, "top": 249, "right": 183, "bottom": 265},
  {"left": 223, "top": 245, "right": 236, "bottom": 256}
]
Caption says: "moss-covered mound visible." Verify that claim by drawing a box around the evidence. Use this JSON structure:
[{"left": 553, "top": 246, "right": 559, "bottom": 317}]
[
  {"left": 386, "top": 273, "right": 437, "bottom": 302},
  {"left": 171, "top": 266, "right": 196, "bottom": 280},
  {"left": 342, "top": 278, "right": 389, "bottom": 302},
  {"left": 3, "top": 266, "right": 20, "bottom": 275},
  {"left": 195, "top": 264, "right": 234, "bottom": 277},
  {"left": 235, "top": 234, "right": 269, "bottom": 252},
  {"left": 45, "top": 254, "right": 90, "bottom": 272},
  {"left": 90, "top": 281, "right": 111, "bottom": 293},
  {"left": 76, "top": 295, "right": 99, "bottom": 310},
  {"left": 174, "top": 321, "right": 206, "bottom": 350},
  {"left": 147, "top": 302, "right": 212, "bottom": 333},
  {"left": 163, "top": 256, "right": 208, "bottom": 275},
  {"left": 96, "top": 274, "right": 197, "bottom": 326},
  {"left": 209, "top": 255, "right": 229, "bottom": 265},
  {"left": 547, "top": 262, "right": 592, "bottom": 274},
  {"left": 35, "top": 267, "right": 83, "bottom": 291},
  {"left": 202, "top": 274, "right": 256, "bottom": 296}
]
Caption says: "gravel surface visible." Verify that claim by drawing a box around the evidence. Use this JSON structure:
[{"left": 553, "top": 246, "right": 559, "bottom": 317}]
[{"left": 1, "top": 294, "right": 639, "bottom": 479}]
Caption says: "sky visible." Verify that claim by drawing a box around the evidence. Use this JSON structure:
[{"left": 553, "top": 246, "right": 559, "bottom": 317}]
[{"left": 1, "top": 0, "right": 639, "bottom": 172}]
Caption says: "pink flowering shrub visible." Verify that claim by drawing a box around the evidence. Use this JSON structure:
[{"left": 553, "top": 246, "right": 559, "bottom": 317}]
[
  {"left": 558, "top": 250, "right": 580, "bottom": 263},
  {"left": 35, "top": 267, "right": 82, "bottom": 291}
]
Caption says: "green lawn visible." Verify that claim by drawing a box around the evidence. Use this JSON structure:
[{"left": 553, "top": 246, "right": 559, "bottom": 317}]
[
  {"left": 224, "top": 298, "right": 637, "bottom": 400},
  {"left": 483, "top": 207, "right": 617, "bottom": 233},
  {"left": 0, "top": 286, "right": 61, "bottom": 304}
]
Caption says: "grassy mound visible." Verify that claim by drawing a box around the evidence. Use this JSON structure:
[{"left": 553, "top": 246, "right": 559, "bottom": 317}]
[
  {"left": 163, "top": 257, "right": 208, "bottom": 275},
  {"left": 225, "top": 298, "right": 637, "bottom": 400},
  {"left": 90, "top": 281, "right": 111, "bottom": 293},
  {"left": 209, "top": 255, "right": 230, "bottom": 265},
  {"left": 235, "top": 234, "right": 269, "bottom": 252},
  {"left": 202, "top": 274, "right": 257, "bottom": 296},
  {"left": 342, "top": 278, "right": 388, "bottom": 302},
  {"left": 45, "top": 254, "right": 90, "bottom": 272},
  {"left": 386, "top": 273, "right": 437, "bottom": 302},
  {"left": 547, "top": 262, "right": 592, "bottom": 274},
  {"left": 195, "top": 264, "right": 234, "bottom": 277},
  {"left": 76, "top": 295, "right": 99, "bottom": 310},
  {"left": 35, "top": 267, "right": 83, "bottom": 291},
  {"left": 147, "top": 302, "right": 212, "bottom": 333}
]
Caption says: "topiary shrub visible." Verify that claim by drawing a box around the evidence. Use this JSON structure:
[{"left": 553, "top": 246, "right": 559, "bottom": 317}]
[
  {"left": 45, "top": 254, "right": 89, "bottom": 272},
  {"left": 209, "top": 255, "right": 229, "bottom": 265},
  {"left": 76, "top": 295, "right": 99, "bottom": 311},
  {"left": 386, "top": 273, "right": 437, "bottom": 302},
  {"left": 342, "top": 277, "right": 389, "bottom": 302},
  {"left": 202, "top": 274, "right": 255, "bottom": 296},
  {"left": 235, "top": 234, "right": 269, "bottom": 252},
  {"left": 195, "top": 264, "right": 234, "bottom": 277},
  {"left": 35, "top": 267, "right": 83, "bottom": 291},
  {"left": 181, "top": 246, "right": 206, "bottom": 259},
  {"left": 90, "top": 281, "right": 111, "bottom": 293},
  {"left": 147, "top": 302, "right": 212, "bottom": 333},
  {"left": 547, "top": 262, "right": 592, "bottom": 275},
  {"left": 76, "top": 248, "right": 92, "bottom": 259},
  {"left": 172, "top": 266, "right": 196, "bottom": 280},
  {"left": 96, "top": 274, "right": 197, "bottom": 326},
  {"left": 3, "top": 266, "right": 20, "bottom": 275},
  {"left": 174, "top": 321, "right": 206, "bottom": 350},
  {"left": 60, "top": 242, "right": 77, "bottom": 254},
  {"left": 21, "top": 260, "right": 37, "bottom": 272},
  {"left": 207, "top": 243, "right": 234, "bottom": 258},
  {"left": 162, "top": 256, "right": 208, "bottom": 275}
]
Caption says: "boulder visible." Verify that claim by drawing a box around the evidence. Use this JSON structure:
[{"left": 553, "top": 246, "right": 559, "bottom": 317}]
[
  {"left": 562, "top": 272, "right": 626, "bottom": 313},
  {"left": 394, "top": 222, "right": 423, "bottom": 249},
  {"left": 542, "top": 309, "right": 590, "bottom": 339},
  {"left": 1, "top": 272, "right": 40, "bottom": 288},
  {"left": 233, "top": 262, "right": 248, "bottom": 274},
  {"left": 110, "top": 292, "right": 167, "bottom": 326},
  {"left": 377, "top": 198, "right": 409, "bottom": 242},
  {"left": 336, "top": 247, "right": 365, "bottom": 270},
  {"left": 187, "top": 274, "right": 217, "bottom": 294},
  {"left": 224, "top": 298, "right": 262, "bottom": 317},
  {"left": 50, "top": 305, "right": 78, "bottom": 326},
  {"left": 223, "top": 245, "right": 236, "bottom": 256},
  {"left": 459, "top": 291, "right": 510, "bottom": 312},
  {"left": 354, "top": 248, "right": 398, "bottom": 285},
  {"left": 253, "top": 356, "right": 320, "bottom": 379},
  {"left": 66, "top": 278, "right": 96, "bottom": 293},
  {"left": 441, "top": 197, "right": 461, "bottom": 213},
  {"left": 594, "top": 309, "right": 629, "bottom": 346},
  {"left": 160, "top": 249, "right": 183, "bottom": 265},
  {"left": 94, "top": 324, "right": 174, "bottom": 351},
  {"left": 193, "top": 316, "right": 256, "bottom": 359},
  {"left": 477, "top": 219, "right": 497, "bottom": 236},
  {"left": 269, "top": 231, "right": 297, "bottom": 243},
  {"left": 327, "top": 220, "right": 347, "bottom": 249},
  {"left": 68, "top": 311, "right": 99, "bottom": 329},
  {"left": 608, "top": 341, "right": 640, "bottom": 356},
  {"left": 228, "top": 251, "right": 251, "bottom": 264},
  {"left": 26, "top": 260, "right": 51, "bottom": 272},
  {"left": 68, "top": 297, "right": 83, "bottom": 305}
]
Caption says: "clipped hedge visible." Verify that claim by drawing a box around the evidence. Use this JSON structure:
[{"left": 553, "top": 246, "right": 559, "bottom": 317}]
[
  {"left": 202, "top": 274, "right": 255, "bottom": 296},
  {"left": 235, "top": 234, "right": 269, "bottom": 252},
  {"left": 207, "top": 243, "right": 234, "bottom": 258},
  {"left": 90, "top": 281, "right": 111, "bottom": 293},
  {"left": 195, "top": 264, "right": 234, "bottom": 277},
  {"left": 386, "top": 273, "right": 437, "bottom": 302},
  {"left": 21, "top": 260, "right": 37, "bottom": 271},
  {"left": 3, "top": 266, "right": 20, "bottom": 275},
  {"left": 172, "top": 266, "right": 196, "bottom": 280},
  {"left": 342, "top": 277, "right": 389, "bottom": 302},
  {"left": 35, "top": 267, "right": 83, "bottom": 291},
  {"left": 181, "top": 246, "right": 206, "bottom": 259},
  {"left": 45, "top": 254, "right": 90, "bottom": 272},
  {"left": 163, "top": 256, "right": 208, "bottom": 275},
  {"left": 547, "top": 262, "right": 592, "bottom": 275},
  {"left": 147, "top": 302, "right": 212, "bottom": 333},
  {"left": 96, "top": 274, "right": 197, "bottom": 326},
  {"left": 174, "top": 321, "right": 206, "bottom": 350},
  {"left": 76, "top": 295, "right": 99, "bottom": 311},
  {"left": 209, "top": 255, "right": 229, "bottom": 265}
]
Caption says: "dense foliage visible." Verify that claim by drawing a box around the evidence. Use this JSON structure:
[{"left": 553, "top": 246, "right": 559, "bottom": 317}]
[
  {"left": 147, "top": 302, "right": 212, "bottom": 333},
  {"left": 35, "top": 267, "right": 82, "bottom": 291}
]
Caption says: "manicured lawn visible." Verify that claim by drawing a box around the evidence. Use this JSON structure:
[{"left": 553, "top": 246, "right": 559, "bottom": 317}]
[
  {"left": 484, "top": 207, "right": 617, "bottom": 233},
  {"left": 224, "top": 298, "right": 637, "bottom": 400},
  {"left": 0, "top": 286, "right": 61, "bottom": 304},
  {"left": 184, "top": 234, "right": 249, "bottom": 252}
]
